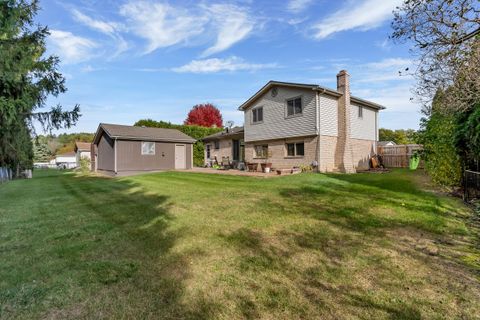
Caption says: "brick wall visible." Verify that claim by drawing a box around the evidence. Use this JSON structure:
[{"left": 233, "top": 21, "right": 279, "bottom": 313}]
[
  {"left": 318, "top": 135, "right": 338, "bottom": 172},
  {"left": 245, "top": 136, "right": 318, "bottom": 170},
  {"left": 350, "top": 138, "right": 375, "bottom": 170},
  {"left": 204, "top": 139, "right": 232, "bottom": 164}
]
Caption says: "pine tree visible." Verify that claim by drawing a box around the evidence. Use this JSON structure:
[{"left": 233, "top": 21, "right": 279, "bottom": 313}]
[{"left": 0, "top": 0, "right": 80, "bottom": 171}]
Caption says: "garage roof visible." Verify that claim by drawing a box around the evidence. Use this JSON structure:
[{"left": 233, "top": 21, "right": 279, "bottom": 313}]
[{"left": 94, "top": 123, "right": 196, "bottom": 144}]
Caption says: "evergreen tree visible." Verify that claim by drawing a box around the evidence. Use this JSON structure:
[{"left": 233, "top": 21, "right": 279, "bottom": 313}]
[{"left": 0, "top": 0, "right": 80, "bottom": 172}]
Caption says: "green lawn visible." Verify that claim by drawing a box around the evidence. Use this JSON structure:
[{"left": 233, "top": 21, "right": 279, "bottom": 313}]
[{"left": 1, "top": 169, "right": 479, "bottom": 319}]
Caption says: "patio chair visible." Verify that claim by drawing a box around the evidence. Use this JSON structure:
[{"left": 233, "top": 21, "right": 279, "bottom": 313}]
[{"left": 220, "top": 156, "right": 231, "bottom": 170}]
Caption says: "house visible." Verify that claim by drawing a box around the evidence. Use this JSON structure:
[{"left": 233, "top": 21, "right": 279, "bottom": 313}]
[
  {"left": 55, "top": 152, "right": 77, "bottom": 169},
  {"left": 74, "top": 142, "right": 91, "bottom": 167},
  {"left": 91, "top": 123, "right": 196, "bottom": 176},
  {"left": 203, "top": 126, "right": 244, "bottom": 167},
  {"left": 234, "top": 70, "right": 385, "bottom": 173},
  {"left": 378, "top": 141, "right": 397, "bottom": 147}
]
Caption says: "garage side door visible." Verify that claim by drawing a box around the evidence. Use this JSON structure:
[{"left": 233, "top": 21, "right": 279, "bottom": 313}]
[{"left": 175, "top": 144, "right": 186, "bottom": 169}]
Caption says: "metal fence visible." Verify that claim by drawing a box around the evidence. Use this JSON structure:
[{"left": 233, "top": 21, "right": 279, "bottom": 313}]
[
  {"left": 377, "top": 144, "right": 424, "bottom": 168},
  {"left": 464, "top": 170, "right": 480, "bottom": 203}
]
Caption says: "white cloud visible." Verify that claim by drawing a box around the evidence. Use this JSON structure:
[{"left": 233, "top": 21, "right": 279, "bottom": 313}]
[
  {"left": 287, "top": 0, "right": 314, "bottom": 13},
  {"left": 172, "top": 56, "right": 276, "bottom": 73},
  {"left": 312, "top": 0, "right": 402, "bottom": 39},
  {"left": 119, "top": 1, "right": 207, "bottom": 54},
  {"left": 48, "top": 30, "right": 97, "bottom": 64},
  {"left": 72, "top": 9, "right": 121, "bottom": 35},
  {"left": 71, "top": 9, "right": 128, "bottom": 56},
  {"left": 201, "top": 4, "right": 254, "bottom": 57}
]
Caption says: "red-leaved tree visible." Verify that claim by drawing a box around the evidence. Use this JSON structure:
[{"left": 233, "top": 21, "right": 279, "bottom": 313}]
[{"left": 184, "top": 103, "right": 223, "bottom": 127}]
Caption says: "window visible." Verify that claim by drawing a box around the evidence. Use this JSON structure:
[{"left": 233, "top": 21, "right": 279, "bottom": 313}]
[
  {"left": 287, "top": 97, "right": 302, "bottom": 116},
  {"left": 358, "top": 106, "right": 363, "bottom": 118},
  {"left": 214, "top": 141, "right": 220, "bottom": 150},
  {"left": 254, "top": 145, "right": 268, "bottom": 158},
  {"left": 286, "top": 142, "right": 304, "bottom": 157},
  {"left": 206, "top": 144, "right": 211, "bottom": 159},
  {"left": 141, "top": 142, "right": 155, "bottom": 155},
  {"left": 252, "top": 107, "right": 263, "bottom": 123}
]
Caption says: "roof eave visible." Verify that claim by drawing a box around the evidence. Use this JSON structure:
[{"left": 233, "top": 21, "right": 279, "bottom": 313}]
[
  {"left": 111, "top": 135, "right": 196, "bottom": 143},
  {"left": 351, "top": 96, "right": 386, "bottom": 110}
]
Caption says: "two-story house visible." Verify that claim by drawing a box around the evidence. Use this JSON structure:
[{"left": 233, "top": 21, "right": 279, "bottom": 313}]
[
  {"left": 204, "top": 70, "right": 384, "bottom": 173},
  {"left": 240, "top": 70, "right": 385, "bottom": 173}
]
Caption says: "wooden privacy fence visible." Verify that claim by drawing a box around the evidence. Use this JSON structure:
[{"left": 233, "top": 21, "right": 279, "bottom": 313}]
[{"left": 377, "top": 144, "right": 423, "bottom": 168}]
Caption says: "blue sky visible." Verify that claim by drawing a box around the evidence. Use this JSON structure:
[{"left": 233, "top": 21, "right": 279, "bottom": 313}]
[{"left": 37, "top": 0, "right": 420, "bottom": 134}]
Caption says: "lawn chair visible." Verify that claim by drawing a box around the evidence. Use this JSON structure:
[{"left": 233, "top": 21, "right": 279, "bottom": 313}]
[{"left": 220, "top": 156, "right": 231, "bottom": 170}]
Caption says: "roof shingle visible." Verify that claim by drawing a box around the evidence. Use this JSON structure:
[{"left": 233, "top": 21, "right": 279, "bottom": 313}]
[{"left": 98, "top": 123, "right": 196, "bottom": 143}]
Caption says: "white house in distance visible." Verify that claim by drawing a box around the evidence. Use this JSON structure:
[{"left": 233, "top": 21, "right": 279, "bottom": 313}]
[
  {"left": 378, "top": 141, "right": 397, "bottom": 147},
  {"left": 55, "top": 151, "right": 77, "bottom": 169},
  {"left": 74, "top": 142, "right": 91, "bottom": 167}
]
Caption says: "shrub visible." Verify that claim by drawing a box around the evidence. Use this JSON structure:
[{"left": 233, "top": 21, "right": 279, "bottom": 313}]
[{"left": 79, "top": 156, "right": 90, "bottom": 173}]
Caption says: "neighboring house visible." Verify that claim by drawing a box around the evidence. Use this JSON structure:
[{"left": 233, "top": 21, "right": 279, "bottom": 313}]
[
  {"left": 91, "top": 123, "right": 196, "bottom": 176},
  {"left": 378, "top": 141, "right": 397, "bottom": 147},
  {"left": 74, "top": 142, "right": 91, "bottom": 167},
  {"left": 236, "top": 70, "right": 385, "bottom": 173},
  {"left": 55, "top": 152, "right": 77, "bottom": 169},
  {"left": 203, "top": 126, "right": 244, "bottom": 166}
]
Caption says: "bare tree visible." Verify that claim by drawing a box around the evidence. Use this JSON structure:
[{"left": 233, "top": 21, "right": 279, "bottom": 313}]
[{"left": 392, "top": 0, "right": 480, "bottom": 114}]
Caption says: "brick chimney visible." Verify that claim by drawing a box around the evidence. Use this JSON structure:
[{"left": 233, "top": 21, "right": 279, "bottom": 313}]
[{"left": 336, "top": 70, "right": 356, "bottom": 173}]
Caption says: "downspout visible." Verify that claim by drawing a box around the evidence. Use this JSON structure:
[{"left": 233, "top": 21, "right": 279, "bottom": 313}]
[
  {"left": 314, "top": 89, "right": 320, "bottom": 172},
  {"left": 316, "top": 88, "right": 326, "bottom": 172},
  {"left": 114, "top": 138, "right": 117, "bottom": 174}
]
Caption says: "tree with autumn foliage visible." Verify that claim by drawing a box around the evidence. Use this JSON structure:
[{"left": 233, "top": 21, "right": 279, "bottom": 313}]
[{"left": 184, "top": 103, "right": 223, "bottom": 128}]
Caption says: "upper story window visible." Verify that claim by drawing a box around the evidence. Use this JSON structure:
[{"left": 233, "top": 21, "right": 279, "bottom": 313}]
[
  {"left": 358, "top": 106, "right": 363, "bottom": 118},
  {"left": 141, "top": 142, "right": 155, "bottom": 155},
  {"left": 214, "top": 141, "right": 220, "bottom": 150},
  {"left": 252, "top": 107, "right": 263, "bottom": 123},
  {"left": 287, "top": 97, "right": 302, "bottom": 117}
]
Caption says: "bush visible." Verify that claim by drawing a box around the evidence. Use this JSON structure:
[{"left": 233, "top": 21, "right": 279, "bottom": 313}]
[
  {"left": 79, "top": 156, "right": 90, "bottom": 173},
  {"left": 419, "top": 100, "right": 462, "bottom": 187},
  {"left": 134, "top": 119, "right": 223, "bottom": 167}
]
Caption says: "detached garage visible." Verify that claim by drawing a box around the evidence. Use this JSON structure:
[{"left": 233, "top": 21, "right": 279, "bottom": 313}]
[{"left": 92, "top": 123, "right": 195, "bottom": 176}]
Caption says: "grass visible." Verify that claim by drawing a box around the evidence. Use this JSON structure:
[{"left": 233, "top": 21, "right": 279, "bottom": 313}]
[{"left": 0, "top": 169, "right": 479, "bottom": 319}]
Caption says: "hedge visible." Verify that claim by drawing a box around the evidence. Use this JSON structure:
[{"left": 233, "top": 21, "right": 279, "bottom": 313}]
[{"left": 134, "top": 119, "right": 223, "bottom": 167}]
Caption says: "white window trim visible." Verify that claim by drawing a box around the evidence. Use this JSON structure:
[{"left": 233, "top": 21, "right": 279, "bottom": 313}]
[{"left": 141, "top": 141, "right": 155, "bottom": 155}]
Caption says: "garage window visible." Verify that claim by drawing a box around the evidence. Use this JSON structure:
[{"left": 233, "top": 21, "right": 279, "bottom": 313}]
[{"left": 141, "top": 142, "right": 155, "bottom": 155}]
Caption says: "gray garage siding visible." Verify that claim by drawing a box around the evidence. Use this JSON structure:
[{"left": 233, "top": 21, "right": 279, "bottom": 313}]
[
  {"left": 116, "top": 140, "right": 192, "bottom": 172},
  {"left": 97, "top": 134, "right": 114, "bottom": 171}
]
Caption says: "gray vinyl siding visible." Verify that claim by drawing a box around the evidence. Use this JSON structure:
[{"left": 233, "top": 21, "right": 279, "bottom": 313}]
[
  {"left": 319, "top": 95, "right": 338, "bottom": 136},
  {"left": 350, "top": 103, "right": 377, "bottom": 140},
  {"left": 97, "top": 134, "right": 114, "bottom": 171},
  {"left": 244, "top": 87, "right": 317, "bottom": 142},
  {"left": 116, "top": 140, "right": 192, "bottom": 171}
]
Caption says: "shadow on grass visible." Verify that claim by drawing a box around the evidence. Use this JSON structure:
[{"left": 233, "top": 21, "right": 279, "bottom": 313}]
[{"left": 2, "top": 170, "right": 218, "bottom": 319}]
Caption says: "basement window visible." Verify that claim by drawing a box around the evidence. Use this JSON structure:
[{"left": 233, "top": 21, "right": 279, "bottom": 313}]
[
  {"left": 141, "top": 142, "right": 155, "bottom": 155},
  {"left": 254, "top": 145, "right": 268, "bottom": 158},
  {"left": 286, "top": 142, "right": 304, "bottom": 157}
]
